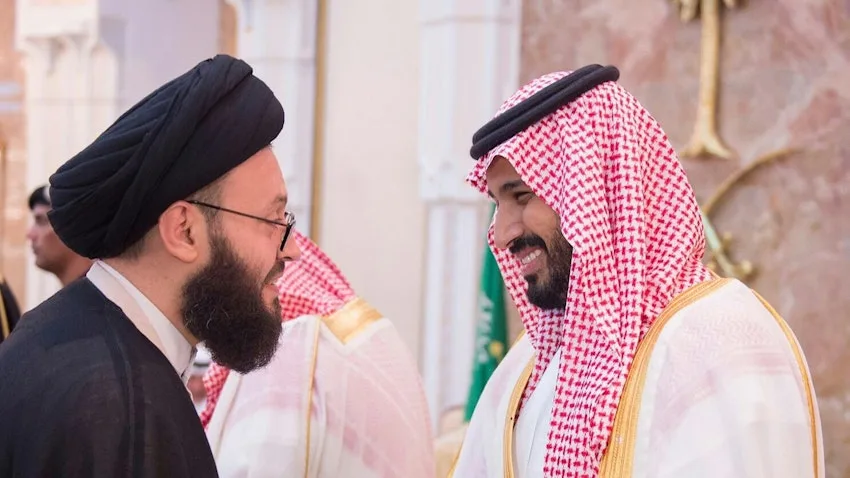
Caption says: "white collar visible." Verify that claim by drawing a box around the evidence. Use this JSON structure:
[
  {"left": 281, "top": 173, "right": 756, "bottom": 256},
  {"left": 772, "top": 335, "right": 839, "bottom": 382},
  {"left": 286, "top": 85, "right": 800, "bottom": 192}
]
[{"left": 87, "top": 260, "right": 196, "bottom": 382}]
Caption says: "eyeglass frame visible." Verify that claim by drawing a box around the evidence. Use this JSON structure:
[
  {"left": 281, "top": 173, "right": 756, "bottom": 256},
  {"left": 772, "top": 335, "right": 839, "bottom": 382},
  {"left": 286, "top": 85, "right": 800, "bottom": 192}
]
[{"left": 186, "top": 200, "right": 296, "bottom": 252}]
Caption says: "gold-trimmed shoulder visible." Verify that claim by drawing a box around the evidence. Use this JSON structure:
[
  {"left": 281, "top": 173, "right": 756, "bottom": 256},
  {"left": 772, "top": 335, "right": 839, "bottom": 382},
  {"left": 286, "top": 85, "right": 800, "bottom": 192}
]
[
  {"left": 599, "top": 277, "right": 732, "bottom": 477},
  {"left": 451, "top": 331, "right": 528, "bottom": 477},
  {"left": 750, "top": 290, "right": 820, "bottom": 478},
  {"left": 320, "top": 297, "right": 382, "bottom": 344},
  {"left": 511, "top": 329, "right": 527, "bottom": 347},
  {"left": 502, "top": 357, "right": 535, "bottom": 478}
]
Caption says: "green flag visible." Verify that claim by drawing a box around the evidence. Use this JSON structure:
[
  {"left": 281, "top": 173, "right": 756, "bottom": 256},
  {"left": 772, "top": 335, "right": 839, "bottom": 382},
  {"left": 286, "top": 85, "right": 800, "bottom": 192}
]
[{"left": 464, "top": 204, "right": 509, "bottom": 421}]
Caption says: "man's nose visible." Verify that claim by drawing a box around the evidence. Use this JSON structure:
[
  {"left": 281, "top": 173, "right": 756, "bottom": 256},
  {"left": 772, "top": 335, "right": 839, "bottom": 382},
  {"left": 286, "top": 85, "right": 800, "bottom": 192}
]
[
  {"left": 493, "top": 211, "right": 523, "bottom": 250},
  {"left": 279, "top": 236, "right": 301, "bottom": 262}
]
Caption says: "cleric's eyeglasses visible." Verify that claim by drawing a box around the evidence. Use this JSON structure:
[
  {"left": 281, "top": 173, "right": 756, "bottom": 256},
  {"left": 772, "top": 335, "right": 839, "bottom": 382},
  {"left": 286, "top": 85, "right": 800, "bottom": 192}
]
[{"left": 187, "top": 200, "right": 296, "bottom": 251}]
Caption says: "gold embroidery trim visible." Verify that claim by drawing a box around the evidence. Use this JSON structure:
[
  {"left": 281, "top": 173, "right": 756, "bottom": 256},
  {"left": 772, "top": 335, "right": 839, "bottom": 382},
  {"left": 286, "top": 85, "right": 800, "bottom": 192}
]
[
  {"left": 446, "top": 452, "right": 459, "bottom": 478},
  {"left": 445, "top": 425, "right": 470, "bottom": 478},
  {"left": 501, "top": 356, "right": 535, "bottom": 478},
  {"left": 0, "top": 289, "right": 9, "bottom": 339},
  {"left": 308, "top": 297, "right": 379, "bottom": 473},
  {"left": 303, "top": 321, "right": 321, "bottom": 478},
  {"left": 599, "top": 277, "right": 731, "bottom": 477},
  {"left": 321, "top": 297, "right": 382, "bottom": 344},
  {"left": 512, "top": 329, "right": 527, "bottom": 346},
  {"left": 751, "top": 291, "right": 819, "bottom": 478},
  {"left": 448, "top": 330, "right": 529, "bottom": 477},
  {"left": 0, "top": 274, "right": 9, "bottom": 339}
]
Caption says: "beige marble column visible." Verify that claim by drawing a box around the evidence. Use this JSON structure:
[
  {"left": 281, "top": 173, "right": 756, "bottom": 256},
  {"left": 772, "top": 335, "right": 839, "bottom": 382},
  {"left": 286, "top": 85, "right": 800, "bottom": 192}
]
[
  {"left": 16, "top": 0, "right": 219, "bottom": 309},
  {"left": 226, "top": 0, "right": 319, "bottom": 236},
  {"left": 418, "top": 0, "right": 522, "bottom": 425}
]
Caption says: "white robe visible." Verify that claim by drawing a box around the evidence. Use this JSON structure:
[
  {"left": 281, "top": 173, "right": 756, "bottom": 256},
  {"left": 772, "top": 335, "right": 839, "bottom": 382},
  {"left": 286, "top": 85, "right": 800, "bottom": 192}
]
[
  {"left": 206, "top": 299, "right": 436, "bottom": 478},
  {"left": 87, "top": 260, "right": 195, "bottom": 383},
  {"left": 451, "top": 278, "right": 824, "bottom": 478}
]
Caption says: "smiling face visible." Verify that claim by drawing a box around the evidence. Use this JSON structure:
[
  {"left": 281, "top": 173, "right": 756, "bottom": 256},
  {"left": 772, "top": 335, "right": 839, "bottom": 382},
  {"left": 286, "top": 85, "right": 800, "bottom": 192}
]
[
  {"left": 486, "top": 156, "right": 573, "bottom": 310},
  {"left": 180, "top": 147, "right": 302, "bottom": 373}
]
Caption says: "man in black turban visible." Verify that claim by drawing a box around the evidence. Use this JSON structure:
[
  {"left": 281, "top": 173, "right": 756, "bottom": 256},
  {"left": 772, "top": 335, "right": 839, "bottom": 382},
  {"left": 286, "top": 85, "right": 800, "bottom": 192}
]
[{"left": 0, "top": 54, "right": 301, "bottom": 477}]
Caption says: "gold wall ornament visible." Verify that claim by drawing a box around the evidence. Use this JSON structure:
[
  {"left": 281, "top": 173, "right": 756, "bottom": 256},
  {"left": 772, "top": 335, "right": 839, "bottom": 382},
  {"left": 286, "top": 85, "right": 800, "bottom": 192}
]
[
  {"left": 701, "top": 148, "right": 794, "bottom": 215},
  {"left": 672, "top": 0, "right": 740, "bottom": 159},
  {"left": 701, "top": 210, "right": 753, "bottom": 279},
  {"left": 699, "top": 148, "right": 796, "bottom": 281}
]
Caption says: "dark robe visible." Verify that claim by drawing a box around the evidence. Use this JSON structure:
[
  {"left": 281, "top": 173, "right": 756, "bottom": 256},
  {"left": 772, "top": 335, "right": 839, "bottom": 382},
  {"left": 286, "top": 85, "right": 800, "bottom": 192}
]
[
  {"left": 0, "top": 279, "right": 218, "bottom": 477},
  {"left": 0, "top": 279, "right": 21, "bottom": 344}
]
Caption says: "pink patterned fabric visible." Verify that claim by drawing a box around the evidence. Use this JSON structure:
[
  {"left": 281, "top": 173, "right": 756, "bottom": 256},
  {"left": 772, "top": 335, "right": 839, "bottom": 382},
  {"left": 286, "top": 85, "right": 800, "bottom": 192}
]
[
  {"left": 466, "top": 72, "right": 713, "bottom": 477},
  {"left": 200, "top": 230, "right": 356, "bottom": 427},
  {"left": 208, "top": 308, "right": 435, "bottom": 477}
]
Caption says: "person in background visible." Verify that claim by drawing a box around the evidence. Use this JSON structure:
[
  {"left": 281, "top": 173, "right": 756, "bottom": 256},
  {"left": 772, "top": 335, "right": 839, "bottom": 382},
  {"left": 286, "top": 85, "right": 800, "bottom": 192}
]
[
  {"left": 27, "top": 184, "right": 92, "bottom": 286},
  {"left": 202, "top": 230, "right": 435, "bottom": 478},
  {"left": 188, "top": 346, "right": 212, "bottom": 412}
]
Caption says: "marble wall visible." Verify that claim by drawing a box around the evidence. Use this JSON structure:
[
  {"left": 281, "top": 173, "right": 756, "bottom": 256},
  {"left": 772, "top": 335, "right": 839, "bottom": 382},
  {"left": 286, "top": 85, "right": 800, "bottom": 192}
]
[
  {"left": 0, "top": 0, "right": 28, "bottom": 301},
  {"left": 520, "top": 0, "right": 849, "bottom": 475}
]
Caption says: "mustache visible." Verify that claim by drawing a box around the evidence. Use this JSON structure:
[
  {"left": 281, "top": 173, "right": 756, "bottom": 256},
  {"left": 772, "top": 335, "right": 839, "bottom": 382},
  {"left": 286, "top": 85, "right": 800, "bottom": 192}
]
[
  {"left": 509, "top": 234, "right": 547, "bottom": 255},
  {"left": 264, "top": 261, "right": 286, "bottom": 285}
]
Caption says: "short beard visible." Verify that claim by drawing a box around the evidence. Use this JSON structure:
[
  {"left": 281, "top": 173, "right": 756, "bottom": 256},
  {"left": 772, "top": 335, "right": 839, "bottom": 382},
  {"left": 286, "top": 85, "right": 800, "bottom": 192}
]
[
  {"left": 513, "top": 231, "right": 572, "bottom": 310},
  {"left": 181, "top": 233, "right": 283, "bottom": 374}
]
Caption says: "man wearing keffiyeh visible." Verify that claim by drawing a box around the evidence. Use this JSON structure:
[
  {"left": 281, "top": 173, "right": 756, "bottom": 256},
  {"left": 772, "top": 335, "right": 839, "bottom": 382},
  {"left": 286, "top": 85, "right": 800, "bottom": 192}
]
[
  {"left": 201, "top": 230, "right": 435, "bottom": 478},
  {"left": 451, "top": 66, "right": 824, "bottom": 478}
]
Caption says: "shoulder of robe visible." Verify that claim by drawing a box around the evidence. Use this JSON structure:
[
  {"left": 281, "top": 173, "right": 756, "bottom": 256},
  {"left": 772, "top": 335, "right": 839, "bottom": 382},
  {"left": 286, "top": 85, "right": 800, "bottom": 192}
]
[{"left": 320, "top": 297, "right": 383, "bottom": 345}]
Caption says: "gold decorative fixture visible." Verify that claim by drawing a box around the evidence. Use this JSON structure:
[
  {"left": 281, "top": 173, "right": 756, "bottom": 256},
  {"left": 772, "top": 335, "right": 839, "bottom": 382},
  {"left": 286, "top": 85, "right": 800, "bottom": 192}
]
[
  {"left": 672, "top": 0, "right": 740, "bottom": 159},
  {"left": 700, "top": 148, "right": 795, "bottom": 280},
  {"left": 701, "top": 210, "right": 753, "bottom": 279}
]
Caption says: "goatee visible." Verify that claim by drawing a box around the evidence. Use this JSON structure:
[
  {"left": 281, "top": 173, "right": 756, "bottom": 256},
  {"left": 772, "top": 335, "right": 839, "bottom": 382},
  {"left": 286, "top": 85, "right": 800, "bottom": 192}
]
[
  {"left": 181, "top": 233, "right": 283, "bottom": 374},
  {"left": 511, "top": 231, "right": 572, "bottom": 310}
]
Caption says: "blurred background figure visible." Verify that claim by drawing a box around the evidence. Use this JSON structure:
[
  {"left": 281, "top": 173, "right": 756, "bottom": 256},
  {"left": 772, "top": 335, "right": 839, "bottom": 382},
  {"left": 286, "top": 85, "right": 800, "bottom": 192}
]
[
  {"left": 188, "top": 346, "right": 212, "bottom": 413},
  {"left": 26, "top": 185, "right": 92, "bottom": 287},
  {"left": 433, "top": 406, "right": 467, "bottom": 478}
]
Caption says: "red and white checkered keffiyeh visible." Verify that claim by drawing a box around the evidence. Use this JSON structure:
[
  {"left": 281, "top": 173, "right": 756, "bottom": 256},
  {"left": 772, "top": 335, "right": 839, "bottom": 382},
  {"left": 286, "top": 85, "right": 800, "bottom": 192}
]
[
  {"left": 466, "top": 72, "right": 713, "bottom": 477},
  {"left": 199, "top": 230, "right": 356, "bottom": 427}
]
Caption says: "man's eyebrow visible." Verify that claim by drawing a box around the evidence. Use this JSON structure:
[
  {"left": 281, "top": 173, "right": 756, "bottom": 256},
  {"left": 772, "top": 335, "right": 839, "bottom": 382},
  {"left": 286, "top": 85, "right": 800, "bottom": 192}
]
[
  {"left": 500, "top": 180, "right": 525, "bottom": 195},
  {"left": 488, "top": 179, "right": 526, "bottom": 200},
  {"left": 266, "top": 194, "right": 288, "bottom": 213}
]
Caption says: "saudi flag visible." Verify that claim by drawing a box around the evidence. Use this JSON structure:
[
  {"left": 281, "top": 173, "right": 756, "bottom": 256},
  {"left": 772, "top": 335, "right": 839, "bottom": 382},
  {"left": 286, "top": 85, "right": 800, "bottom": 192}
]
[{"left": 464, "top": 205, "right": 509, "bottom": 421}]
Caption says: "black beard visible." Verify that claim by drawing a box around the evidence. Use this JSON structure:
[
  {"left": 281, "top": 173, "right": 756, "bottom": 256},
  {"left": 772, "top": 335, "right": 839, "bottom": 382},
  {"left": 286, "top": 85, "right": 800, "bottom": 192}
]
[
  {"left": 181, "top": 233, "right": 283, "bottom": 374},
  {"left": 511, "top": 232, "right": 572, "bottom": 310}
]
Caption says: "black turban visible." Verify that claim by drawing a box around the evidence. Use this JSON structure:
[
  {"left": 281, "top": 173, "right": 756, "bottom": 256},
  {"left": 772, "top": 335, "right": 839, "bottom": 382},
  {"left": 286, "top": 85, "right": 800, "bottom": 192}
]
[{"left": 48, "top": 54, "right": 284, "bottom": 259}]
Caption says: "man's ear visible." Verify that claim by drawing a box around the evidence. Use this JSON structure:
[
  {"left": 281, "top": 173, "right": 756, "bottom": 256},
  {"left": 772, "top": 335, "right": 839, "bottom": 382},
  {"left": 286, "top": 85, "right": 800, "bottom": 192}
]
[{"left": 157, "top": 202, "right": 203, "bottom": 264}]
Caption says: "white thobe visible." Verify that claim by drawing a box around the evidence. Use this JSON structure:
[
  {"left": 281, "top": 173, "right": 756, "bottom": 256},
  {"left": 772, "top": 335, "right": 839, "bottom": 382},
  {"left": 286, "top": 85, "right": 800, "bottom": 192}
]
[
  {"left": 206, "top": 299, "right": 436, "bottom": 478},
  {"left": 513, "top": 350, "right": 559, "bottom": 478},
  {"left": 87, "top": 260, "right": 195, "bottom": 383},
  {"left": 452, "top": 278, "right": 824, "bottom": 478}
]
